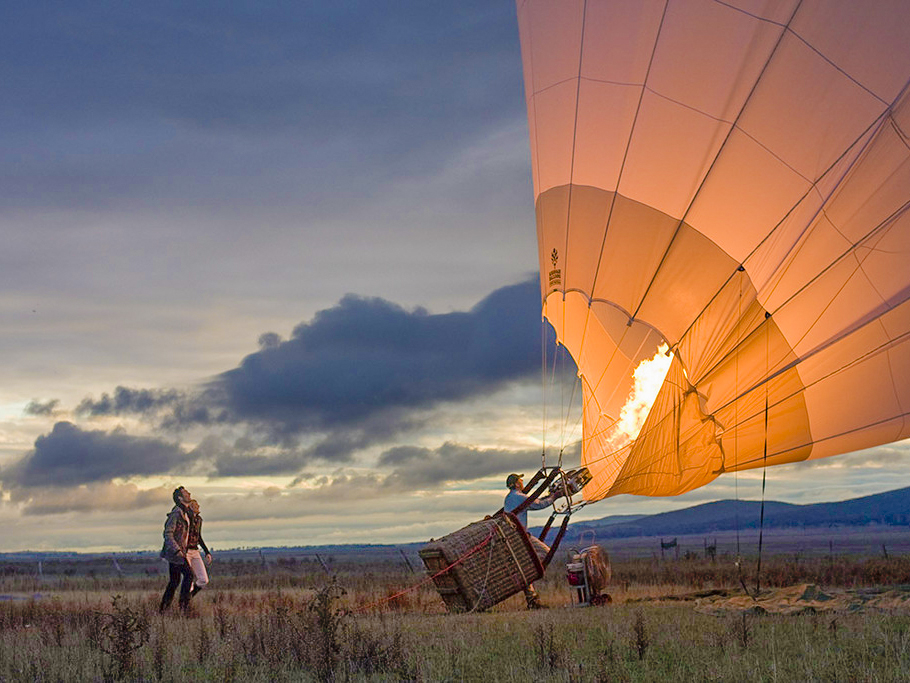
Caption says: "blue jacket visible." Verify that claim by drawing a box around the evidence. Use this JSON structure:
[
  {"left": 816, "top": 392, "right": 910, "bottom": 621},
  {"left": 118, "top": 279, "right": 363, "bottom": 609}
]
[{"left": 504, "top": 489, "right": 554, "bottom": 530}]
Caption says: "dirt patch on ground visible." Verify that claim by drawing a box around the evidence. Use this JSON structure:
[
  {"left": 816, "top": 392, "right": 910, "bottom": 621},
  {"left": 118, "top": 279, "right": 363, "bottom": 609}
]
[
  {"left": 691, "top": 583, "right": 910, "bottom": 616},
  {"left": 623, "top": 584, "right": 910, "bottom": 615}
]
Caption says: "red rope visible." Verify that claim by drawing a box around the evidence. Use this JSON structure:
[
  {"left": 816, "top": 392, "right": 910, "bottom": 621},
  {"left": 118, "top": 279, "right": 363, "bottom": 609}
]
[{"left": 351, "top": 530, "right": 495, "bottom": 613}]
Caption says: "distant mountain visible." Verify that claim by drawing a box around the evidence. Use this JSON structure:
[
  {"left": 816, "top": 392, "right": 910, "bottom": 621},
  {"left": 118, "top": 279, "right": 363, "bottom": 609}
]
[
  {"left": 532, "top": 486, "right": 910, "bottom": 541},
  {"left": 571, "top": 513, "right": 647, "bottom": 528}
]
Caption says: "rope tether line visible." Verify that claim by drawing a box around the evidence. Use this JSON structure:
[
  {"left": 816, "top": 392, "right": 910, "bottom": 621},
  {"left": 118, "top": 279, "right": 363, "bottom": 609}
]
[{"left": 352, "top": 529, "right": 496, "bottom": 613}]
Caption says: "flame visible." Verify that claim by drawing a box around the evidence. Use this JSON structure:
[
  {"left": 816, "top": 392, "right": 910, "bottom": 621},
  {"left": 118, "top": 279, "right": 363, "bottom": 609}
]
[{"left": 606, "top": 343, "right": 672, "bottom": 448}]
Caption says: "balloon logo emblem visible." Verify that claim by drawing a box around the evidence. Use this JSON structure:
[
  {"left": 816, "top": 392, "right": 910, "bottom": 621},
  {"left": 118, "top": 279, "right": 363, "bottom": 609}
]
[{"left": 548, "top": 248, "right": 561, "bottom": 288}]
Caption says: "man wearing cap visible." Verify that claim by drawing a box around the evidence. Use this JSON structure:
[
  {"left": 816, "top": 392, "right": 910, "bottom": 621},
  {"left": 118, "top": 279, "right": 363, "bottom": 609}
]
[{"left": 503, "top": 473, "right": 558, "bottom": 609}]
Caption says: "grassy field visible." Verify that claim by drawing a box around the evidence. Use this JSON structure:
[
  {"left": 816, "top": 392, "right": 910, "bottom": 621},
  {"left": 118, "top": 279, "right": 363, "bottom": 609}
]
[{"left": 2, "top": 534, "right": 910, "bottom": 681}]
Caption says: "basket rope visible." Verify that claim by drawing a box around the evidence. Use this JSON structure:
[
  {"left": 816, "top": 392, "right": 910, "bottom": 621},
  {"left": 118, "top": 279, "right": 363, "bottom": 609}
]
[
  {"left": 495, "top": 521, "right": 532, "bottom": 588},
  {"left": 352, "top": 529, "right": 496, "bottom": 613}
]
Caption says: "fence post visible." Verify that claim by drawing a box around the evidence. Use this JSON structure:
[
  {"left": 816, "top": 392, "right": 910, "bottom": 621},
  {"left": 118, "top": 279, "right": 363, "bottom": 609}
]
[{"left": 399, "top": 548, "right": 415, "bottom": 574}]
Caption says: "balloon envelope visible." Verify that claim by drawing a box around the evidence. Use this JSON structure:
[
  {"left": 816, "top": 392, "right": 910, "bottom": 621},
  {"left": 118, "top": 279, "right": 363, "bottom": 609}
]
[{"left": 516, "top": 0, "right": 910, "bottom": 501}]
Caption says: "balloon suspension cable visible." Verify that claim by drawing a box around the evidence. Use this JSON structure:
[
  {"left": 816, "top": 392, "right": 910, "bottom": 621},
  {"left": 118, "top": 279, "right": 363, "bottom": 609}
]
[
  {"left": 740, "top": 316, "right": 772, "bottom": 601},
  {"left": 734, "top": 462, "right": 742, "bottom": 577},
  {"left": 755, "top": 386, "right": 770, "bottom": 596},
  {"left": 733, "top": 269, "right": 745, "bottom": 591},
  {"left": 541, "top": 315, "right": 548, "bottom": 466}
]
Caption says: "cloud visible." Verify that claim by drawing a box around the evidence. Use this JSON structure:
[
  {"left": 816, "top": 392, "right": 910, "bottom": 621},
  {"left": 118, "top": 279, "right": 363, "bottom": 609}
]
[
  {"left": 787, "top": 442, "right": 910, "bottom": 470},
  {"left": 76, "top": 386, "right": 186, "bottom": 418},
  {"left": 191, "top": 435, "right": 314, "bottom": 478},
  {"left": 6, "top": 279, "right": 560, "bottom": 505},
  {"left": 211, "top": 278, "right": 545, "bottom": 431},
  {"left": 1, "top": 421, "right": 190, "bottom": 488},
  {"left": 212, "top": 443, "right": 538, "bottom": 518},
  {"left": 377, "top": 442, "right": 538, "bottom": 491},
  {"left": 10, "top": 481, "right": 172, "bottom": 516},
  {"left": 24, "top": 399, "right": 60, "bottom": 417},
  {"left": 72, "top": 279, "right": 555, "bottom": 461},
  {"left": 1, "top": 423, "right": 541, "bottom": 517}
]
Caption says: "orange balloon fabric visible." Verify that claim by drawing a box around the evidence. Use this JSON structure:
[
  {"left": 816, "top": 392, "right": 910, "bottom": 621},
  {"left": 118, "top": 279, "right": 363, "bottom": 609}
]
[{"left": 516, "top": 0, "right": 910, "bottom": 500}]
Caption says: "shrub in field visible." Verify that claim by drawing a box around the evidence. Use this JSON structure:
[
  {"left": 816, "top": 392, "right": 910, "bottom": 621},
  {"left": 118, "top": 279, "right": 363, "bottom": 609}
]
[
  {"left": 343, "top": 623, "right": 414, "bottom": 679},
  {"left": 151, "top": 630, "right": 167, "bottom": 681},
  {"left": 631, "top": 611, "right": 649, "bottom": 660},
  {"left": 94, "top": 594, "right": 150, "bottom": 679},
  {"left": 213, "top": 605, "right": 233, "bottom": 639},
  {"left": 306, "top": 580, "right": 348, "bottom": 682},
  {"left": 595, "top": 639, "right": 619, "bottom": 682},
  {"left": 195, "top": 617, "right": 211, "bottom": 664},
  {"left": 37, "top": 611, "right": 66, "bottom": 648},
  {"left": 227, "top": 580, "right": 350, "bottom": 679},
  {"left": 533, "top": 623, "right": 563, "bottom": 671},
  {"left": 733, "top": 612, "right": 751, "bottom": 649}
]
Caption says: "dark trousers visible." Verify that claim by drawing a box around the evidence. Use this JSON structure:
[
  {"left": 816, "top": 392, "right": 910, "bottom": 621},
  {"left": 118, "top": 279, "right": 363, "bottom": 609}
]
[{"left": 160, "top": 561, "right": 193, "bottom": 611}]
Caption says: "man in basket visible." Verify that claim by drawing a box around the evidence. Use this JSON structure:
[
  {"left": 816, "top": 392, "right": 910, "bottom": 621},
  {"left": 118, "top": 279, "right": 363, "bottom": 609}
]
[{"left": 503, "top": 473, "right": 559, "bottom": 609}]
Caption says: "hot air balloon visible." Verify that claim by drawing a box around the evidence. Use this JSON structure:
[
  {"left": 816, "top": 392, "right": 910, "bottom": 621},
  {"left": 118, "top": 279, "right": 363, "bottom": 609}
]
[{"left": 516, "top": 0, "right": 910, "bottom": 505}]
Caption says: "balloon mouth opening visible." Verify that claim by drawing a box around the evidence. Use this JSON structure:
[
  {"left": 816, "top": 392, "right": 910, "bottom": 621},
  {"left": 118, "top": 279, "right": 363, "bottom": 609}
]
[{"left": 603, "top": 342, "right": 673, "bottom": 450}]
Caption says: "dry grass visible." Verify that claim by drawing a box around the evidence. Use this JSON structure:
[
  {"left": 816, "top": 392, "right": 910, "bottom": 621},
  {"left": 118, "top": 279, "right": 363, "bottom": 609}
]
[{"left": 1, "top": 550, "right": 909, "bottom": 681}]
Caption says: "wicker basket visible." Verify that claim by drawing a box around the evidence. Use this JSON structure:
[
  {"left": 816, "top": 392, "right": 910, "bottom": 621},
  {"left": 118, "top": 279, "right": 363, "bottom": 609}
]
[{"left": 419, "top": 512, "right": 544, "bottom": 613}]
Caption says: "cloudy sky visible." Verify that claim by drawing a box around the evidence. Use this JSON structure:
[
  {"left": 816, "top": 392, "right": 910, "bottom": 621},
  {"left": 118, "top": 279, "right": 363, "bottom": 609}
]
[{"left": 2, "top": 1, "right": 908, "bottom": 553}]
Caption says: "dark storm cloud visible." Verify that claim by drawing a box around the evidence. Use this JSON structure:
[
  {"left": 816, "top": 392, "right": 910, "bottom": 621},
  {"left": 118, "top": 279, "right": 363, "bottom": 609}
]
[
  {"left": 75, "top": 386, "right": 228, "bottom": 432},
  {"left": 1, "top": 421, "right": 190, "bottom": 488},
  {"left": 64, "top": 279, "right": 567, "bottom": 464},
  {"left": 212, "top": 279, "right": 545, "bottom": 431},
  {"left": 24, "top": 399, "right": 60, "bottom": 417},
  {"left": 204, "top": 411, "right": 430, "bottom": 477},
  {"left": 76, "top": 386, "right": 185, "bottom": 418},
  {"left": 189, "top": 433, "right": 341, "bottom": 478},
  {"left": 189, "top": 435, "right": 311, "bottom": 479},
  {"left": 377, "top": 445, "right": 429, "bottom": 467},
  {"left": 377, "top": 442, "right": 538, "bottom": 490},
  {"left": 29, "top": 278, "right": 560, "bottom": 492},
  {"left": 0, "top": 1, "right": 523, "bottom": 211}
]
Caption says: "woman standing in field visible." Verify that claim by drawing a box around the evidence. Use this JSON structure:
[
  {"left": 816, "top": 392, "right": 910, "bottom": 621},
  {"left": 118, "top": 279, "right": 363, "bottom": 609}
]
[{"left": 185, "top": 497, "right": 213, "bottom": 600}]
